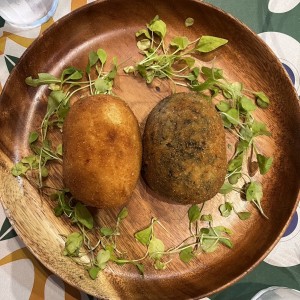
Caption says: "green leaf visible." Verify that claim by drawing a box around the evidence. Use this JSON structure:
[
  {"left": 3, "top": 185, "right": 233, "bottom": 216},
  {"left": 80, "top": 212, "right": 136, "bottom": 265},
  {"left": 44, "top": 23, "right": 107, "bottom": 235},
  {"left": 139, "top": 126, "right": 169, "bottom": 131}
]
[
  {"left": 240, "top": 126, "right": 253, "bottom": 142},
  {"left": 49, "top": 83, "right": 61, "bottom": 91},
  {"left": 35, "top": 73, "right": 58, "bottom": 82},
  {"left": 257, "top": 154, "right": 273, "bottom": 175},
  {"left": 187, "top": 67, "right": 200, "bottom": 81},
  {"left": 136, "top": 28, "right": 151, "bottom": 39},
  {"left": 201, "top": 226, "right": 232, "bottom": 252},
  {"left": 200, "top": 214, "right": 213, "bottom": 222},
  {"left": 61, "top": 67, "right": 83, "bottom": 82},
  {"left": 170, "top": 36, "right": 189, "bottom": 50},
  {"left": 148, "top": 237, "right": 165, "bottom": 259},
  {"left": 191, "top": 78, "right": 217, "bottom": 92},
  {"left": 185, "top": 17, "right": 194, "bottom": 27},
  {"left": 135, "top": 263, "right": 145, "bottom": 275},
  {"left": 94, "top": 77, "right": 109, "bottom": 93},
  {"left": 228, "top": 153, "right": 244, "bottom": 172},
  {"left": 179, "top": 246, "right": 194, "bottom": 263},
  {"left": 200, "top": 228, "right": 210, "bottom": 235},
  {"left": 41, "top": 166, "right": 49, "bottom": 177},
  {"left": 192, "top": 67, "right": 200, "bottom": 78},
  {"left": 74, "top": 202, "right": 94, "bottom": 229},
  {"left": 97, "top": 48, "right": 107, "bottom": 65},
  {"left": 54, "top": 204, "right": 63, "bottom": 217},
  {"left": 221, "top": 114, "right": 232, "bottom": 129},
  {"left": 239, "top": 96, "right": 256, "bottom": 112},
  {"left": 219, "top": 183, "right": 233, "bottom": 194},
  {"left": 47, "top": 90, "right": 66, "bottom": 112},
  {"left": 254, "top": 92, "right": 270, "bottom": 108},
  {"left": 230, "top": 82, "right": 243, "bottom": 98},
  {"left": 196, "top": 35, "right": 228, "bottom": 53},
  {"left": 49, "top": 89, "right": 66, "bottom": 103},
  {"left": 105, "top": 244, "right": 117, "bottom": 262},
  {"left": 100, "top": 227, "right": 114, "bottom": 237},
  {"left": 57, "top": 105, "right": 70, "bottom": 120},
  {"left": 68, "top": 70, "right": 83, "bottom": 80},
  {"left": 25, "top": 73, "right": 58, "bottom": 87},
  {"left": 147, "top": 17, "right": 167, "bottom": 38},
  {"left": 210, "top": 86, "right": 220, "bottom": 98},
  {"left": 56, "top": 144, "right": 63, "bottom": 156},
  {"left": 219, "top": 202, "right": 233, "bottom": 217},
  {"left": 154, "top": 260, "right": 167, "bottom": 270},
  {"left": 201, "top": 236, "right": 218, "bottom": 253},
  {"left": 137, "top": 65, "right": 155, "bottom": 84},
  {"left": 89, "top": 51, "right": 99, "bottom": 66},
  {"left": 237, "top": 211, "right": 251, "bottom": 220},
  {"left": 188, "top": 204, "right": 201, "bottom": 223},
  {"left": 135, "top": 225, "right": 152, "bottom": 246},
  {"left": 86, "top": 51, "right": 98, "bottom": 74},
  {"left": 222, "top": 88, "right": 231, "bottom": 99},
  {"left": 107, "top": 59, "right": 118, "bottom": 80},
  {"left": 97, "top": 249, "right": 111, "bottom": 265},
  {"left": 225, "top": 108, "right": 239, "bottom": 125},
  {"left": 66, "top": 69, "right": 83, "bottom": 80},
  {"left": 88, "top": 266, "right": 100, "bottom": 280},
  {"left": 64, "top": 232, "right": 83, "bottom": 256},
  {"left": 123, "top": 65, "right": 135, "bottom": 74},
  {"left": 216, "top": 101, "right": 230, "bottom": 112},
  {"left": 117, "top": 207, "right": 128, "bottom": 221},
  {"left": 214, "top": 226, "right": 232, "bottom": 235},
  {"left": 53, "top": 191, "right": 72, "bottom": 217},
  {"left": 236, "top": 140, "right": 250, "bottom": 155},
  {"left": 137, "top": 39, "right": 151, "bottom": 51},
  {"left": 228, "top": 173, "right": 242, "bottom": 185},
  {"left": 96, "top": 249, "right": 111, "bottom": 270},
  {"left": 219, "top": 238, "right": 233, "bottom": 248},
  {"left": 181, "top": 57, "right": 195, "bottom": 68},
  {"left": 42, "top": 139, "right": 52, "bottom": 151},
  {"left": 251, "top": 121, "right": 271, "bottom": 137},
  {"left": 21, "top": 155, "right": 39, "bottom": 169},
  {"left": 28, "top": 131, "right": 39, "bottom": 144},
  {"left": 11, "top": 162, "right": 29, "bottom": 176},
  {"left": 246, "top": 181, "right": 263, "bottom": 202},
  {"left": 201, "top": 66, "right": 223, "bottom": 80},
  {"left": 211, "top": 86, "right": 221, "bottom": 98}
]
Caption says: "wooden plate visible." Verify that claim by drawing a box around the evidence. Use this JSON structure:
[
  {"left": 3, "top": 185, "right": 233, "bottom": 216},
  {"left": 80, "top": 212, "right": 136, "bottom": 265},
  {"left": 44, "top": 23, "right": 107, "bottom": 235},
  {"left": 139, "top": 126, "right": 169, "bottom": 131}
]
[{"left": 0, "top": 0, "right": 299, "bottom": 298}]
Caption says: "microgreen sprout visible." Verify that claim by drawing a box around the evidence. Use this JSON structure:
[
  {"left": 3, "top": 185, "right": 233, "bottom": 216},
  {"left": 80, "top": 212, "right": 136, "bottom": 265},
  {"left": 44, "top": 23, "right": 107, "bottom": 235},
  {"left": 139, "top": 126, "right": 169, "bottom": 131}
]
[
  {"left": 12, "top": 48, "right": 117, "bottom": 188},
  {"left": 124, "top": 15, "right": 228, "bottom": 87}
]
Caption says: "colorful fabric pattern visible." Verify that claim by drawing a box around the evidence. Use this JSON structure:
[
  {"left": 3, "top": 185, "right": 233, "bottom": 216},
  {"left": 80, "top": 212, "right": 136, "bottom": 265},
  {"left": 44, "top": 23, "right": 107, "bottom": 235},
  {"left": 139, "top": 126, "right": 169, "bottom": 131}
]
[{"left": 0, "top": 0, "right": 299, "bottom": 299}]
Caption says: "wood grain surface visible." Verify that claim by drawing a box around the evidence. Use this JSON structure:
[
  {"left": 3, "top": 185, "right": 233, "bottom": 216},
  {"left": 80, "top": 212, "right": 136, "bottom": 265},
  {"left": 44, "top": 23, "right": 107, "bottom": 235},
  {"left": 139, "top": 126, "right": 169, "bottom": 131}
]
[{"left": 0, "top": 0, "right": 299, "bottom": 299}]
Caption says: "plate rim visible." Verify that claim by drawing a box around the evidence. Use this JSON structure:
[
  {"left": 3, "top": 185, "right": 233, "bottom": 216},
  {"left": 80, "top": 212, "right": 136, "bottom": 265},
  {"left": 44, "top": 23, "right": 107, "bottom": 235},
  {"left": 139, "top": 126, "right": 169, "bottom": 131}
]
[{"left": 0, "top": 0, "right": 300, "bottom": 298}]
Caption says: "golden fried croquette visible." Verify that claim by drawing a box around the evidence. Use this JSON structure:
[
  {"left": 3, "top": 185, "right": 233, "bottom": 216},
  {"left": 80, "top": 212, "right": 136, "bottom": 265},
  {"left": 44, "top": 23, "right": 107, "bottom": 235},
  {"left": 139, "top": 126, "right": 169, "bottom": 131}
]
[
  {"left": 142, "top": 92, "right": 227, "bottom": 204},
  {"left": 63, "top": 94, "right": 142, "bottom": 208}
]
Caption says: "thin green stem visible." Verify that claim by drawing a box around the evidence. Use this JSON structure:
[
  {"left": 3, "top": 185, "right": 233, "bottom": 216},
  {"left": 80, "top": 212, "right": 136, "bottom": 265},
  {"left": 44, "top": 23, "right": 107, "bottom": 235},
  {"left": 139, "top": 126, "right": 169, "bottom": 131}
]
[
  {"left": 67, "top": 83, "right": 91, "bottom": 99},
  {"left": 115, "top": 250, "right": 149, "bottom": 264}
]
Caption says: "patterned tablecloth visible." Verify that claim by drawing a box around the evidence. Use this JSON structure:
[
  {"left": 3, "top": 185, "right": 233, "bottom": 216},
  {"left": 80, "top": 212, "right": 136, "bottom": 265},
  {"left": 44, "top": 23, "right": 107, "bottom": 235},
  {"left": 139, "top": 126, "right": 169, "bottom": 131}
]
[{"left": 0, "top": 0, "right": 299, "bottom": 299}]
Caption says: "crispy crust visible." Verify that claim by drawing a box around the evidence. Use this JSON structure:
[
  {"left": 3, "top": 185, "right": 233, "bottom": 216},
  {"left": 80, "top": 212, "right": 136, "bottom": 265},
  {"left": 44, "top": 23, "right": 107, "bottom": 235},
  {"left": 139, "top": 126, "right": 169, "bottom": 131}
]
[
  {"left": 142, "top": 92, "right": 227, "bottom": 204},
  {"left": 63, "top": 95, "right": 142, "bottom": 208}
]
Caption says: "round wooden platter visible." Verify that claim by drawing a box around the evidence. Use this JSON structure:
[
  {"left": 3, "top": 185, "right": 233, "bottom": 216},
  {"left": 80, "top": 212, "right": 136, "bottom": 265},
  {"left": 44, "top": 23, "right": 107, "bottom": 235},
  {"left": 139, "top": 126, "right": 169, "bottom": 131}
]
[{"left": 0, "top": 0, "right": 299, "bottom": 299}]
